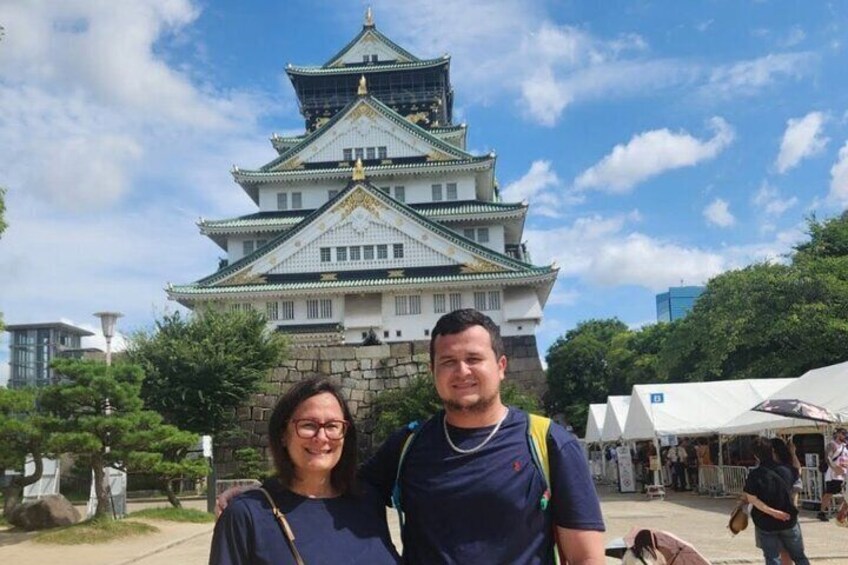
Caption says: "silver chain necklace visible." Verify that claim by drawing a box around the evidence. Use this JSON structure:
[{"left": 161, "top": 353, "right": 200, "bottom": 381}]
[{"left": 443, "top": 407, "right": 509, "bottom": 455}]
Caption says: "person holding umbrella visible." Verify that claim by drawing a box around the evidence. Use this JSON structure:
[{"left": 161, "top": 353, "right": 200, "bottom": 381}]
[{"left": 742, "top": 438, "right": 810, "bottom": 565}]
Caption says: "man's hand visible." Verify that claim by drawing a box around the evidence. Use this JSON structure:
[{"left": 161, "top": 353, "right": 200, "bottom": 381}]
[{"left": 215, "top": 484, "right": 258, "bottom": 518}]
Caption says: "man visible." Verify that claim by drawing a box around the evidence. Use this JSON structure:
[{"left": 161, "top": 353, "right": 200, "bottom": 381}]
[
  {"left": 361, "top": 309, "right": 605, "bottom": 563},
  {"left": 667, "top": 440, "right": 688, "bottom": 491},
  {"left": 742, "top": 438, "right": 810, "bottom": 565},
  {"left": 818, "top": 427, "right": 848, "bottom": 521}
]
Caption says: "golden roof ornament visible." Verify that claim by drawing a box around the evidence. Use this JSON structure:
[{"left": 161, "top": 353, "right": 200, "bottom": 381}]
[
  {"left": 365, "top": 7, "right": 374, "bottom": 27},
  {"left": 358, "top": 75, "right": 368, "bottom": 96},
  {"left": 352, "top": 158, "right": 366, "bottom": 181}
]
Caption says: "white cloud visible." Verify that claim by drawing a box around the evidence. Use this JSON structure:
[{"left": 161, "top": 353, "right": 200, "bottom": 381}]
[
  {"left": 525, "top": 213, "right": 727, "bottom": 291},
  {"left": 704, "top": 52, "right": 814, "bottom": 98},
  {"left": 753, "top": 181, "right": 798, "bottom": 217},
  {"left": 781, "top": 27, "right": 806, "bottom": 48},
  {"left": 500, "top": 160, "right": 574, "bottom": 217},
  {"left": 829, "top": 141, "right": 848, "bottom": 206},
  {"left": 704, "top": 198, "right": 735, "bottom": 227},
  {"left": 775, "top": 112, "right": 829, "bottom": 173},
  {"left": 574, "top": 117, "right": 735, "bottom": 193}
]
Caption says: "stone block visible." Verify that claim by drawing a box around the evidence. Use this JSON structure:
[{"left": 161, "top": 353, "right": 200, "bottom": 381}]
[
  {"left": 318, "top": 360, "right": 331, "bottom": 374},
  {"left": 351, "top": 389, "right": 365, "bottom": 401},
  {"left": 344, "top": 360, "right": 358, "bottom": 371},
  {"left": 321, "top": 347, "right": 356, "bottom": 360},
  {"left": 360, "top": 358, "right": 372, "bottom": 370},
  {"left": 331, "top": 360, "right": 346, "bottom": 373},
  {"left": 356, "top": 344, "right": 390, "bottom": 359},
  {"left": 390, "top": 343, "right": 411, "bottom": 357},
  {"left": 362, "top": 369, "right": 377, "bottom": 380},
  {"left": 412, "top": 340, "right": 430, "bottom": 355}
]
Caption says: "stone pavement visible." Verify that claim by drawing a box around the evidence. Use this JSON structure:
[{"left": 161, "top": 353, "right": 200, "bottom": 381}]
[{"left": 1, "top": 489, "right": 847, "bottom": 564}]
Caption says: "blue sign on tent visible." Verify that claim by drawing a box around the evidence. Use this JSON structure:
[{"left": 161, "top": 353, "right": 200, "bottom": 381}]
[{"left": 650, "top": 393, "right": 664, "bottom": 404}]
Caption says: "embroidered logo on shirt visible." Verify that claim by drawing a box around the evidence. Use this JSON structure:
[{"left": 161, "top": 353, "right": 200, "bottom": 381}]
[{"left": 513, "top": 460, "right": 522, "bottom": 472}]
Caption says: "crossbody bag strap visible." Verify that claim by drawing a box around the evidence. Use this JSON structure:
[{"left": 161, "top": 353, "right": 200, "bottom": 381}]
[{"left": 258, "top": 487, "right": 306, "bottom": 565}]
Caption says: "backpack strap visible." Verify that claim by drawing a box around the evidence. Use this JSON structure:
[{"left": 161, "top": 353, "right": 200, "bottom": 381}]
[
  {"left": 391, "top": 420, "right": 422, "bottom": 530},
  {"left": 527, "top": 412, "right": 552, "bottom": 511},
  {"left": 257, "top": 487, "right": 305, "bottom": 565}
]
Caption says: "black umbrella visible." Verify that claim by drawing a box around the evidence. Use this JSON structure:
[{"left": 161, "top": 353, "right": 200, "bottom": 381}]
[{"left": 752, "top": 398, "right": 842, "bottom": 424}]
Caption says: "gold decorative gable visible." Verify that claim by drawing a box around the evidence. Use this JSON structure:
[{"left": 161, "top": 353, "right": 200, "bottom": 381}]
[
  {"left": 426, "top": 150, "right": 454, "bottom": 161},
  {"left": 218, "top": 270, "right": 267, "bottom": 287},
  {"left": 321, "top": 273, "right": 338, "bottom": 281},
  {"left": 334, "top": 187, "right": 385, "bottom": 219},
  {"left": 277, "top": 157, "right": 304, "bottom": 171},
  {"left": 387, "top": 269, "right": 405, "bottom": 278},
  {"left": 349, "top": 104, "right": 378, "bottom": 121},
  {"left": 460, "top": 259, "right": 502, "bottom": 274}
]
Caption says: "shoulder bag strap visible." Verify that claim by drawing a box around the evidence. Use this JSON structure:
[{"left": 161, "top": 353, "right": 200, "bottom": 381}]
[{"left": 258, "top": 487, "right": 306, "bottom": 565}]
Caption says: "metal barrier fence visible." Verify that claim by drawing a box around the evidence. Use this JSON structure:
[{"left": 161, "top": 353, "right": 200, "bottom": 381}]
[
  {"left": 719, "top": 465, "right": 750, "bottom": 496},
  {"left": 698, "top": 465, "right": 722, "bottom": 496},
  {"left": 799, "top": 466, "right": 823, "bottom": 505}
]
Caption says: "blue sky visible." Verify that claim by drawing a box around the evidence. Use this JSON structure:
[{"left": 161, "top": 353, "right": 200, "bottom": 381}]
[{"left": 1, "top": 1, "right": 848, "bottom": 386}]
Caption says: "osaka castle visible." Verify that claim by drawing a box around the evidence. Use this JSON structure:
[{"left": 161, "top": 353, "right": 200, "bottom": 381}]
[{"left": 167, "top": 10, "right": 558, "bottom": 346}]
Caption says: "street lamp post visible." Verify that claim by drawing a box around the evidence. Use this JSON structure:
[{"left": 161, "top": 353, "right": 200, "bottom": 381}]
[
  {"left": 92, "top": 311, "right": 123, "bottom": 519},
  {"left": 94, "top": 311, "right": 123, "bottom": 367}
]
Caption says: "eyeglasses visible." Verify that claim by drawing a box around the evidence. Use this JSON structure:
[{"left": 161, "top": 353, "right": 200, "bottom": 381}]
[{"left": 292, "top": 419, "right": 349, "bottom": 440}]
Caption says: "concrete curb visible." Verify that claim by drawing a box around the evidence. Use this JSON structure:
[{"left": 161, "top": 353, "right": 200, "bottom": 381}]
[{"left": 112, "top": 527, "right": 212, "bottom": 565}]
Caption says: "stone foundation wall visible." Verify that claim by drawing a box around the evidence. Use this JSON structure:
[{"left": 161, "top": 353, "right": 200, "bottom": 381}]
[{"left": 214, "top": 336, "right": 545, "bottom": 477}]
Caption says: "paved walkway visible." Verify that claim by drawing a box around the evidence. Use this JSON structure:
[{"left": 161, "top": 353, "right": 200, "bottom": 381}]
[{"left": 1, "top": 489, "right": 847, "bottom": 564}]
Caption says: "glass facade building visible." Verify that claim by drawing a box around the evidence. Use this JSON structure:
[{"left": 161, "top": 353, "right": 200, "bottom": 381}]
[
  {"left": 6, "top": 323, "right": 94, "bottom": 388},
  {"left": 655, "top": 286, "right": 705, "bottom": 322}
]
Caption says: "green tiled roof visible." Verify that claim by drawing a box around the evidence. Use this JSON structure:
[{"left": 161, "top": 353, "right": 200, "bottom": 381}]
[
  {"left": 187, "top": 180, "right": 540, "bottom": 289},
  {"left": 253, "top": 94, "right": 475, "bottom": 174},
  {"left": 235, "top": 156, "right": 493, "bottom": 183},
  {"left": 200, "top": 201, "right": 527, "bottom": 232},
  {"left": 322, "top": 25, "right": 420, "bottom": 67},
  {"left": 170, "top": 268, "right": 557, "bottom": 296},
  {"left": 288, "top": 57, "right": 448, "bottom": 76}
]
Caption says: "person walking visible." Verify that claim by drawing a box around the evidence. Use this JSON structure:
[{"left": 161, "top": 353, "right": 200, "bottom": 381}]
[
  {"left": 742, "top": 437, "right": 810, "bottom": 565},
  {"left": 361, "top": 309, "right": 606, "bottom": 564},
  {"left": 667, "top": 441, "right": 688, "bottom": 491},
  {"left": 818, "top": 427, "right": 847, "bottom": 521}
]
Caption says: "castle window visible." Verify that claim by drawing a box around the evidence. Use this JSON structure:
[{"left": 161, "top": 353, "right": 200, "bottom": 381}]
[
  {"left": 449, "top": 292, "right": 463, "bottom": 311},
  {"left": 320, "top": 247, "right": 331, "bottom": 262},
  {"left": 291, "top": 192, "right": 302, "bottom": 209},
  {"left": 474, "top": 292, "right": 487, "bottom": 311},
  {"left": 243, "top": 240, "right": 255, "bottom": 256},
  {"left": 307, "top": 299, "right": 332, "bottom": 319},
  {"left": 363, "top": 55, "right": 369, "bottom": 63},
  {"left": 281, "top": 301, "right": 295, "bottom": 320},
  {"left": 432, "top": 183, "right": 443, "bottom": 201},
  {"left": 379, "top": 186, "right": 390, "bottom": 194},
  {"left": 433, "top": 294, "right": 446, "bottom": 313},
  {"left": 377, "top": 244, "right": 388, "bottom": 259},
  {"left": 446, "top": 183, "right": 457, "bottom": 200},
  {"left": 378, "top": 146, "right": 387, "bottom": 159},
  {"left": 394, "top": 186, "right": 405, "bottom": 202},
  {"left": 371, "top": 54, "right": 378, "bottom": 63},
  {"left": 463, "top": 228, "right": 476, "bottom": 240},
  {"left": 277, "top": 192, "right": 288, "bottom": 210},
  {"left": 266, "top": 302, "right": 279, "bottom": 321},
  {"left": 256, "top": 239, "right": 268, "bottom": 248},
  {"left": 488, "top": 291, "right": 501, "bottom": 310},
  {"left": 477, "top": 228, "right": 489, "bottom": 243},
  {"left": 349, "top": 246, "right": 361, "bottom": 261},
  {"left": 354, "top": 148, "right": 364, "bottom": 160},
  {"left": 363, "top": 245, "right": 374, "bottom": 260},
  {"left": 366, "top": 147, "right": 375, "bottom": 160},
  {"left": 343, "top": 148, "right": 352, "bottom": 161},
  {"left": 393, "top": 243, "right": 404, "bottom": 259},
  {"left": 336, "top": 247, "right": 347, "bottom": 262}
]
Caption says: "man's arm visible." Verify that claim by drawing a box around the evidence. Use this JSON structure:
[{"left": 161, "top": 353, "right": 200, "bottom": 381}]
[
  {"left": 555, "top": 527, "right": 605, "bottom": 565},
  {"left": 740, "top": 492, "right": 790, "bottom": 521}
]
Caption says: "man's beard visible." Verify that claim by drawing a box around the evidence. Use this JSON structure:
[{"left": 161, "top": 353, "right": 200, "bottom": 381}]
[{"left": 442, "top": 390, "right": 498, "bottom": 414}]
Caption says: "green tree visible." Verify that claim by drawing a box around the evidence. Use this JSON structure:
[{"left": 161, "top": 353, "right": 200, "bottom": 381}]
[
  {"left": 372, "top": 375, "right": 539, "bottom": 446},
  {"left": 40, "top": 359, "right": 207, "bottom": 516},
  {"left": 127, "top": 308, "right": 288, "bottom": 436},
  {"left": 544, "top": 319, "right": 629, "bottom": 435},
  {"left": 0, "top": 388, "right": 47, "bottom": 516},
  {"left": 0, "top": 186, "right": 7, "bottom": 239}
]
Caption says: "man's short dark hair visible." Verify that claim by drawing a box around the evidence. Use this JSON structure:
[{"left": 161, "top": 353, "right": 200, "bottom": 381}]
[
  {"left": 752, "top": 437, "right": 774, "bottom": 465},
  {"left": 430, "top": 308, "right": 505, "bottom": 364},
  {"left": 268, "top": 376, "right": 358, "bottom": 495}
]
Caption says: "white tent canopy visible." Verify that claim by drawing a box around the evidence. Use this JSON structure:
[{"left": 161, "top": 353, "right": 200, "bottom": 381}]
[
  {"left": 584, "top": 403, "right": 607, "bottom": 443},
  {"left": 601, "top": 396, "right": 630, "bottom": 442},
  {"left": 622, "top": 378, "right": 795, "bottom": 441},
  {"left": 717, "top": 361, "right": 848, "bottom": 435}
]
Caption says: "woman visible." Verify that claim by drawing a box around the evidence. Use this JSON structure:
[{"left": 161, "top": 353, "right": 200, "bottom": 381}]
[
  {"left": 741, "top": 438, "right": 809, "bottom": 565},
  {"left": 210, "top": 377, "right": 400, "bottom": 564}
]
